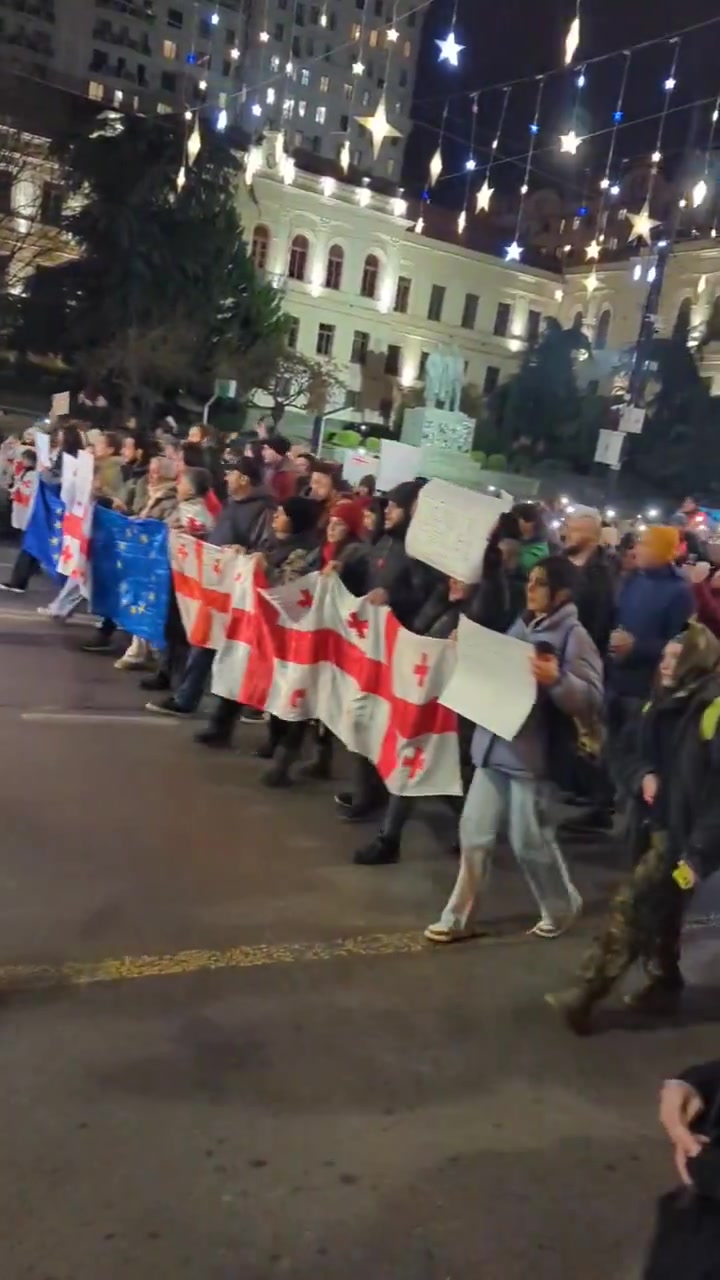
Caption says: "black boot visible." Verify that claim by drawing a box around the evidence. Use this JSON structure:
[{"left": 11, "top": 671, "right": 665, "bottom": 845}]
[
  {"left": 141, "top": 670, "right": 171, "bottom": 692},
  {"left": 624, "top": 974, "right": 684, "bottom": 1015},
  {"left": 353, "top": 834, "right": 400, "bottom": 866},
  {"left": 261, "top": 752, "right": 294, "bottom": 788},
  {"left": 194, "top": 726, "right": 233, "bottom": 749},
  {"left": 544, "top": 987, "right": 597, "bottom": 1036}
]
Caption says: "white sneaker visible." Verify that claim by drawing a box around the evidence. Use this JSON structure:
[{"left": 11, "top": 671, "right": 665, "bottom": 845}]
[
  {"left": 424, "top": 920, "right": 481, "bottom": 945},
  {"left": 114, "top": 656, "right": 150, "bottom": 671},
  {"left": 529, "top": 888, "right": 583, "bottom": 939},
  {"left": 0, "top": 584, "right": 23, "bottom": 593},
  {"left": 36, "top": 606, "right": 63, "bottom": 619}
]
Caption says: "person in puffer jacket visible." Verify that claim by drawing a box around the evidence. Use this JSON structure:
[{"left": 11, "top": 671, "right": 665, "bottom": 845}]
[{"left": 425, "top": 556, "right": 603, "bottom": 944}]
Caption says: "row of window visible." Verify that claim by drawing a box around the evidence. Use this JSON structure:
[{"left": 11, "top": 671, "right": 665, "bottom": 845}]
[
  {"left": 267, "top": 49, "right": 410, "bottom": 88},
  {"left": 251, "top": 227, "right": 544, "bottom": 337},
  {"left": 269, "top": 0, "right": 416, "bottom": 22},
  {"left": 286, "top": 315, "right": 501, "bottom": 394}
]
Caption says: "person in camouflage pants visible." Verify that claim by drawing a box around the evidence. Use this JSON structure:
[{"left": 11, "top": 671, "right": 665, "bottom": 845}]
[{"left": 547, "top": 620, "right": 720, "bottom": 1035}]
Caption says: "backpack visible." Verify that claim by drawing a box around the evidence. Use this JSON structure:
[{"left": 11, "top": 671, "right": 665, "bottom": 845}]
[{"left": 543, "top": 623, "right": 603, "bottom": 795}]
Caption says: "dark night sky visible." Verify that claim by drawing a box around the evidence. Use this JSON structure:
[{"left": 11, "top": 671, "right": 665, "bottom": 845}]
[{"left": 405, "top": 0, "right": 720, "bottom": 209}]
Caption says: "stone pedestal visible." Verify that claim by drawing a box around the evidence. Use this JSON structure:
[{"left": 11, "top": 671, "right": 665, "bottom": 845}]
[{"left": 401, "top": 407, "right": 474, "bottom": 452}]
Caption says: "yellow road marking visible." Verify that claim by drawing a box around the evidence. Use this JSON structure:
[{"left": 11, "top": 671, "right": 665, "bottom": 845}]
[{"left": 0, "top": 929, "right": 528, "bottom": 993}]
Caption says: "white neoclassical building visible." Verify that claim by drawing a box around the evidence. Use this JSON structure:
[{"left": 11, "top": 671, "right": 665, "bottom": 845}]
[{"left": 238, "top": 133, "right": 720, "bottom": 425}]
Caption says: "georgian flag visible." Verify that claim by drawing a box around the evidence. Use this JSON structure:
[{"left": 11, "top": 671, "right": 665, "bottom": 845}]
[{"left": 11, "top": 470, "right": 38, "bottom": 531}]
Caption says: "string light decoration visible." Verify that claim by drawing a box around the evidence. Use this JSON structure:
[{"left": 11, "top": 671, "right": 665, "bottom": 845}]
[
  {"left": 477, "top": 85, "right": 510, "bottom": 213},
  {"left": 564, "top": 1, "right": 580, "bottom": 65},
  {"left": 458, "top": 93, "right": 479, "bottom": 234},
  {"left": 356, "top": 7, "right": 403, "bottom": 163},
  {"left": 626, "top": 39, "right": 681, "bottom": 244},
  {"left": 505, "top": 76, "right": 545, "bottom": 261},
  {"left": 688, "top": 90, "right": 720, "bottom": 210},
  {"left": 559, "top": 57, "right": 586, "bottom": 155},
  {"left": 428, "top": 103, "right": 449, "bottom": 187},
  {"left": 436, "top": 0, "right": 464, "bottom": 66}
]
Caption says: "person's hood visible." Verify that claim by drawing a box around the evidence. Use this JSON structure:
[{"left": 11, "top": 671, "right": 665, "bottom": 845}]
[
  {"left": 669, "top": 619, "right": 720, "bottom": 691},
  {"left": 518, "top": 600, "right": 580, "bottom": 646}
]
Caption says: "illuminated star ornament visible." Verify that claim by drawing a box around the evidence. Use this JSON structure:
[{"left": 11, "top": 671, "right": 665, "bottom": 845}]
[
  {"left": 339, "top": 139, "right": 351, "bottom": 174},
  {"left": 560, "top": 130, "right": 582, "bottom": 155},
  {"left": 428, "top": 145, "right": 443, "bottom": 186},
  {"left": 505, "top": 240, "right": 522, "bottom": 262},
  {"left": 436, "top": 30, "right": 464, "bottom": 66},
  {"left": 475, "top": 178, "right": 494, "bottom": 213},
  {"left": 565, "top": 16, "right": 580, "bottom": 66},
  {"left": 585, "top": 238, "right": 601, "bottom": 261},
  {"left": 352, "top": 59, "right": 365, "bottom": 75},
  {"left": 356, "top": 93, "right": 402, "bottom": 159},
  {"left": 584, "top": 268, "right": 600, "bottom": 295},
  {"left": 626, "top": 201, "right": 660, "bottom": 245}
]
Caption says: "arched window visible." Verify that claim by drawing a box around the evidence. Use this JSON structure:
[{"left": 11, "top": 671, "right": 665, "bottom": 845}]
[
  {"left": 325, "top": 243, "right": 344, "bottom": 290},
  {"left": 251, "top": 224, "right": 270, "bottom": 271},
  {"left": 595, "top": 308, "right": 611, "bottom": 351},
  {"left": 360, "top": 252, "right": 380, "bottom": 299},
  {"left": 288, "top": 233, "right": 309, "bottom": 282}
]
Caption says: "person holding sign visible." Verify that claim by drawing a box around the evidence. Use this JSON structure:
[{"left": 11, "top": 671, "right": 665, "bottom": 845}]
[{"left": 425, "top": 557, "right": 603, "bottom": 945}]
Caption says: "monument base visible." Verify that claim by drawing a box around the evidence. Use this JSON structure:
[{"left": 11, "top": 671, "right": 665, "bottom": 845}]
[{"left": 401, "top": 407, "right": 474, "bottom": 452}]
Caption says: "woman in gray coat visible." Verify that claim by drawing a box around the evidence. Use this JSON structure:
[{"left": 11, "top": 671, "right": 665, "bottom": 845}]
[{"left": 426, "top": 556, "right": 604, "bottom": 943}]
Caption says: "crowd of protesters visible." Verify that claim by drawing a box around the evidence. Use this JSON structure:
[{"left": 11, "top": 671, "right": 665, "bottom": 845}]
[{"left": 3, "top": 416, "right": 720, "bottom": 1046}]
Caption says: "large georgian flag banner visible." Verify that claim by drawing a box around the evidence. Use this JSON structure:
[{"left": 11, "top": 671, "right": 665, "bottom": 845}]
[{"left": 170, "top": 534, "right": 462, "bottom": 798}]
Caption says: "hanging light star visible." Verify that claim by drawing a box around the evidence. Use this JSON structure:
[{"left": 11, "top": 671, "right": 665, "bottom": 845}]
[
  {"left": 415, "top": 215, "right": 425, "bottom": 235},
  {"left": 692, "top": 178, "right": 708, "bottom": 208},
  {"left": 505, "top": 240, "right": 522, "bottom": 261},
  {"left": 176, "top": 164, "right": 186, "bottom": 193},
  {"left": 187, "top": 117, "right": 202, "bottom": 166},
  {"left": 428, "top": 145, "right": 443, "bottom": 186},
  {"left": 475, "top": 179, "right": 494, "bottom": 213},
  {"left": 584, "top": 268, "right": 600, "bottom": 295},
  {"left": 386, "top": 26, "right": 399, "bottom": 42},
  {"left": 339, "top": 139, "right": 351, "bottom": 174},
  {"left": 216, "top": 108, "right": 228, "bottom": 131},
  {"left": 559, "top": 130, "right": 582, "bottom": 155},
  {"left": 565, "top": 16, "right": 580, "bottom": 65},
  {"left": 458, "top": 209, "right": 467, "bottom": 235},
  {"left": 626, "top": 202, "right": 660, "bottom": 245},
  {"left": 355, "top": 94, "right": 402, "bottom": 159},
  {"left": 436, "top": 30, "right": 464, "bottom": 66},
  {"left": 352, "top": 59, "right": 365, "bottom": 75},
  {"left": 585, "top": 238, "right": 601, "bottom": 261},
  {"left": 259, "top": 29, "right": 270, "bottom": 42}
]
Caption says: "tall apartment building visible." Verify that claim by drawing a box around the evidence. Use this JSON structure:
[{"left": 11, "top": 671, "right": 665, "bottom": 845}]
[
  {"left": 0, "top": 0, "right": 424, "bottom": 175},
  {"left": 237, "top": 0, "right": 424, "bottom": 177}
]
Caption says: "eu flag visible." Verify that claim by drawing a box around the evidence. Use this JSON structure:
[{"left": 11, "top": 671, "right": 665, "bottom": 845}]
[
  {"left": 22, "top": 479, "right": 64, "bottom": 582},
  {"left": 90, "top": 507, "right": 170, "bottom": 649}
]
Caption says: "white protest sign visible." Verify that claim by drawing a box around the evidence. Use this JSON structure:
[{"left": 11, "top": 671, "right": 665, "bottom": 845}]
[
  {"left": 406, "top": 479, "right": 512, "bottom": 583},
  {"left": 342, "top": 450, "right": 378, "bottom": 486},
  {"left": 50, "top": 391, "right": 70, "bottom": 420},
  {"left": 619, "top": 404, "right": 645, "bottom": 435},
  {"left": 376, "top": 440, "right": 420, "bottom": 492},
  {"left": 61, "top": 452, "right": 78, "bottom": 507},
  {"left": 594, "top": 429, "right": 624, "bottom": 467},
  {"left": 440, "top": 615, "right": 537, "bottom": 740},
  {"left": 33, "top": 430, "right": 51, "bottom": 469}
]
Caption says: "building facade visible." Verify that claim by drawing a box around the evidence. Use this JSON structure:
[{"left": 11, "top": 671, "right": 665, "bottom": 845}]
[
  {"left": 0, "top": 0, "right": 422, "bottom": 174},
  {"left": 240, "top": 133, "right": 563, "bottom": 424}
]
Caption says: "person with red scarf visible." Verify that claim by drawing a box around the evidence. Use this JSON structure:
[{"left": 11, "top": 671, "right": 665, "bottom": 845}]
[{"left": 321, "top": 497, "right": 370, "bottom": 597}]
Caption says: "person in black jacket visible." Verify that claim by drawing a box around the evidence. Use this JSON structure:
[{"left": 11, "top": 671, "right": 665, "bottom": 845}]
[
  {"left": 642, "top": 1062, "right": 720, "bottom": 1279},
  {"left": 352, "top": 530, "right": 526, "bottom": 866},
  {"left": 564, "top": 510, "right": 616, "bottom": 657},
  {"left": 547, "top": 621, "right": 720, "bottom": 1034}
]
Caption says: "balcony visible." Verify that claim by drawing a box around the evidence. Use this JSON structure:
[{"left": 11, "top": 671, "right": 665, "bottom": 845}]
[
  {"left": 92, "top": 20, "right": 151, "bottom": 54},
  {"left": 0, "top": 0, "right": 55, "bottom": 22},
  {"left": 88, "top": 56, "right": 148, "bottom": 85},
  {"left": 94, "top": 0, "right": 155, "bottom": 24},
  {"left": 0, "top": 21, "right": 53, "bottom": 54}
]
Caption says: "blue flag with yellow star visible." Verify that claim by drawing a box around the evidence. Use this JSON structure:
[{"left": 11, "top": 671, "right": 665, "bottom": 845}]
[
  {"left": 21, "top": 478, "right": 65, "bottom": 582},
  {"left": 90, "top": 508, "right": 170, "bottom": 648}
]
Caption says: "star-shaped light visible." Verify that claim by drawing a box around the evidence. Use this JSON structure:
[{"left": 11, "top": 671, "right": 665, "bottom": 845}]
[
  {"left": 259, "top": 29, "right": 269, "bottom": 42},
  {"left": 693, "top": 179, "right": 708, "bottom": 208},
  {"left": 457, "top": 209, "right": 467, "bottom": 235},
  {"left": 415, "top": 215, "right": 425, "bottom": 235},
  {"left": 339, "top": 139, "right": 351, "bottom": 173},
  {"left": 565, "top": 16, "right": 580, "bottom": 65},
  {"left": 187, "top": 117, "right": 202, "bottom": 166},
  {"left": 428, "top": 145, "right": 443, "bottom": 186},
  {"left": 475, "top": 179, "right": 494, "bottom": 213},
  {"left": 355, "top": 94, "right": 402, "bottom": 158},
  {"left": 585, "top": 238, "right": 601, "bottom": 261},
  {"left": 626, "top": 202, "right": 660, "bottom": 245},
  {"left": 352, "top": 59, "right": 365, "bottom": 76},
  {"left": 386, "top": 26, "right": 399, "bottom": 42},
  {"left": 176, "top": 164, "right": 186, "bottom": 193},
  {"left": 560, "top": 130, "right": 582, "bottom": 155},
  {"left": 583, "top": 269, "right": 600, "bottom": 295},
  {"left": 505, "top": 240, "right": 522, "bottom": 261},
  {"left": 436, "top": 30, "right": 464, "bottom": 66}
]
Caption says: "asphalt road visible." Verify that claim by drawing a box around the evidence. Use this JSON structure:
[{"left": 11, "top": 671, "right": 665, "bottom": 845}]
[{"left": 1, "top": 560, "right": 719, "bottom": 1280}]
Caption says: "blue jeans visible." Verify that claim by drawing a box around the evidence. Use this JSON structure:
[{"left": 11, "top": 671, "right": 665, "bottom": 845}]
[
  {"left": 440, "top": 767, "right": 579, "bottom": 928},
  {"left": 174, "top": 645, "right": 215, "bottom": 711}
]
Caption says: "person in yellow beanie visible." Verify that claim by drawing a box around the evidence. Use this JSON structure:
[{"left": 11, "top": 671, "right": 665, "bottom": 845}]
[{"left": 607, "top": 523, "right": 693, "bottom": 711}]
